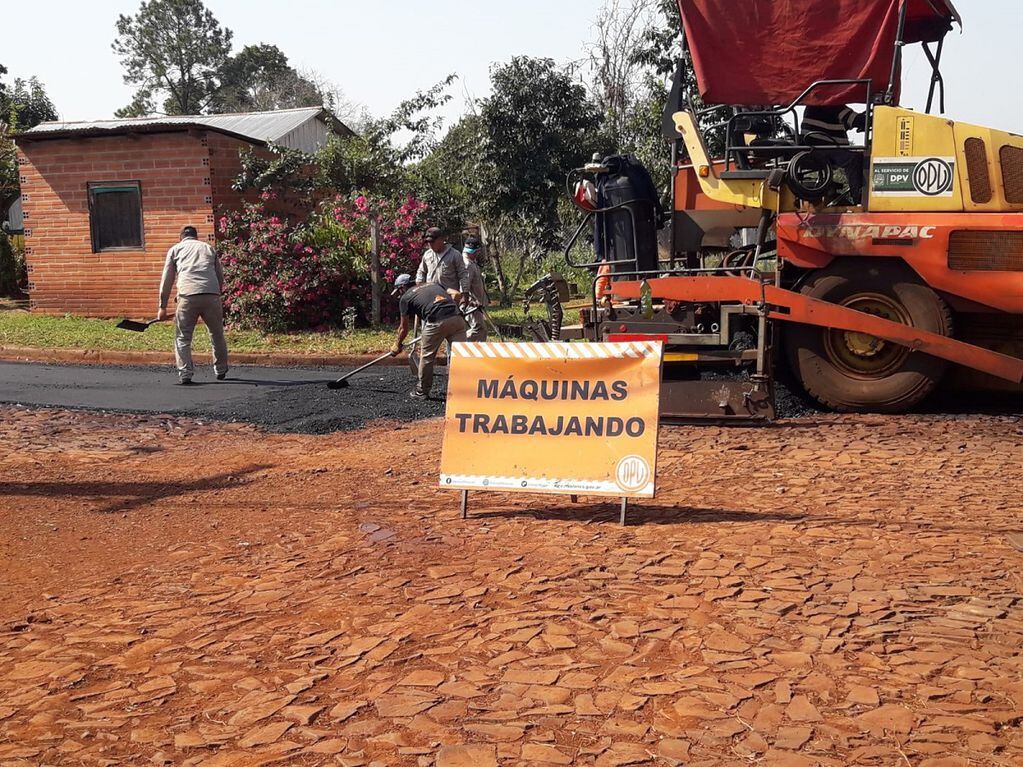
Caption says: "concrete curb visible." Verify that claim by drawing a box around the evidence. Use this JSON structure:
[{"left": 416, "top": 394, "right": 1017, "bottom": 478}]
[{"left": 0, "top": 346, "right": 409, "bottom": 369}]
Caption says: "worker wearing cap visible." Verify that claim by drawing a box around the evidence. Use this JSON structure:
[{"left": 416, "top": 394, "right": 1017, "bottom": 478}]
[
  {"left": 462, "top": 236, "right": 489, "bottom": 341},
  {"left": 390, "top": 273, "right": 467, "bottom": 399},
  {"left": 157, "top": 226, "right": 229, "bottom": 385},
  {"left": 416, "top": 227, "right": 470, "bottom": 294}
]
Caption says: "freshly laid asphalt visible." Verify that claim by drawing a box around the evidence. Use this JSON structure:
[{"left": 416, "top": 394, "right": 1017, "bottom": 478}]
[
  {"left": 0, "top": 360, "right": 445, "bottom": 434},
  {"left": 2, "top": 360, "right": 1016, "bottom": 434}
]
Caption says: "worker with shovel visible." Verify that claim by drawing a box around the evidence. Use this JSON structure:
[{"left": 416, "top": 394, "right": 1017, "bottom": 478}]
[
  {"left": 390, "top": 274, "right": 466, "bottom": 399},
  {"left": 157, "top": 226, "right": 228, "bottom": 385}
]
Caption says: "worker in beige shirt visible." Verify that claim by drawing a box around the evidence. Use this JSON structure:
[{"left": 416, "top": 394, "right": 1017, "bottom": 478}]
[
  {"left": 416, "top": 227, "right": 470, "bottom": 294},
  {"left": 157, "top": 226, "right": 229, "bottom": 385}
]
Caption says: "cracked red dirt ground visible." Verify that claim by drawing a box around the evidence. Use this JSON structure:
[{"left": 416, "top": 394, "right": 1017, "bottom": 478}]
[{"left": 1, "top": 405, "right": 1022, "bottom": 766}]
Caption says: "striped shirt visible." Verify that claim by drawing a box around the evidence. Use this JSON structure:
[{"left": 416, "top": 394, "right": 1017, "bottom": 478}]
[{"left": 801, "top": 106, "right": 864, "bottom": 147}]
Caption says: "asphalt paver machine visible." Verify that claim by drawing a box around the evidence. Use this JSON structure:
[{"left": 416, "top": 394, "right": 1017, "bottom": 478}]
[{"left": 558, "top": 0, "right": 1023, "bottom": 420}]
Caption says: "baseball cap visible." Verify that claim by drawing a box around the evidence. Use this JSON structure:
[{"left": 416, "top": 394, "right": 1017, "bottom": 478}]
[
  {"left": 391, "top": 273, "right": 413, "bottom": 296},
  {"left": 423, "top": 227, "right": 444, "bottom": 242}
]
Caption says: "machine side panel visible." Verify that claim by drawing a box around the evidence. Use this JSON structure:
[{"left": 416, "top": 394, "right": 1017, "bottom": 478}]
[
  {"left": 777, "top": 212, "right": 1023, "bottom": 314},
  {"left": 869, "top": 107, "right": 964, "bottom": 213}
]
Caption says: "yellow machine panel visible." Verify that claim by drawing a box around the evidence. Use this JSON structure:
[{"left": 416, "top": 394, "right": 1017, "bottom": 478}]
[
  {"left": 673, "top": 110, "right": 791, "bottom": 212},
  {"left": 869, "top": 107, "right": 963, "bottom": 212}
]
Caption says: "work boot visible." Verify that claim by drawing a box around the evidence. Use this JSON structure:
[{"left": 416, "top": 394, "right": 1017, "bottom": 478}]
[
  {"left": 217, "top": 372, "right": 227, "bottom": 380},
  {"left": 410, "top": 389, "right": 428, "bottom": 400},
  {"left": 177, "top": 378, "right": 194, "bottom": 386}
]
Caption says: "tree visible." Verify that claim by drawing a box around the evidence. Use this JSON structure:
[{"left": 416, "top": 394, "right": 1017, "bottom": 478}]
[
  {"left": 6, "top": 77, "right": 57, "bottom": 129},
  {"left": 413, "top": 113, "right": 488, "bottom": 235},
  {"left": 113, "top": 0, "right": 233, "bottom": 116},
  {"left": 477, "top": 57, "right": 600, "bottom": 304},
  {"left": 1, "top": 66, "right": 57, "bottom": 295},
  {"left": 585, "top": 0, "right": 726, "bottom": 192},
  {"left": 316, "top": 75, "right": 456, "bottom": 199},
  {"left": 294, "top": 68, "right": 361, "bottom": 124},
  {"left": 1, "top": 67, "right": 58, "bottom": 207},
  {"left": 0, "top": 64, "right": 10, "bottom": 128},
  {"left": 211, "top": 44, "right": 323, "bottom": 113},
  {"left": 587, "top": 0, "right": 661, "bottom": 149},
  {"left": 232, "top": 77, "right": 457, "bottom": 217}
]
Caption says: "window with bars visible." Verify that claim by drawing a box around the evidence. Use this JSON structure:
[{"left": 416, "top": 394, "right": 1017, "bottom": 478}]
[{"left": 88, "top": 182, "right": 144, "bottom": 252}]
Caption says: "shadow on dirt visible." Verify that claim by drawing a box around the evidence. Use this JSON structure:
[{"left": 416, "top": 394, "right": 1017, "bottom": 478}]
[
  {"left": 472, "top": 504, "right": 809, "bottom": 526},
  {"left": 0, "top": 465, "right": 269, "bottom": 513}
]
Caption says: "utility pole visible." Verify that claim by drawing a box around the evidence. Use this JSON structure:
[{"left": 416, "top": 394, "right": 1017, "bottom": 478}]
[{"left": 370, "top": 214, "right": 381, "bottom": 326}]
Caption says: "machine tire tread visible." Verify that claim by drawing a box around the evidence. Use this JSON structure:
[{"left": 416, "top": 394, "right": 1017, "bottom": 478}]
[{"left": 785, "top": 259, "right": 953, "bottom": 413}]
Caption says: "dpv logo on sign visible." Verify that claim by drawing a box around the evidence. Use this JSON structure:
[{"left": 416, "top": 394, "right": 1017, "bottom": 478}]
[
  {"left": 615, "top": 455, "right": 651, "bottom": 494},
  {"left": 912, "top": 158, "right": 954, "bottom": 196},
  {"left": 871, "top": 156, "right": 956, "bottom": 197}
]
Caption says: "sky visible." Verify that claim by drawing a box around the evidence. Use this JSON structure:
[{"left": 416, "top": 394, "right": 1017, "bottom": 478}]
[{"left": 5, "top": 1, "right": 1022, "bottom": 132}]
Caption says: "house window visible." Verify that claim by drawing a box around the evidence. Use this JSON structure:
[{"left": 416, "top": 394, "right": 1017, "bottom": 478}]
[{"left": 88, "top": 182, "right": 143, "bottom": 251}]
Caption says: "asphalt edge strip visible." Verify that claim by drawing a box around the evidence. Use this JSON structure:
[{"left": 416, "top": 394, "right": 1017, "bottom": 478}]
[{"left": 0, "top": 346, "right": 409, "bottom": 369}]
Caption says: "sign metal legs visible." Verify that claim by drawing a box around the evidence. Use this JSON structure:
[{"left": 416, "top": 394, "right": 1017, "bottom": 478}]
[{"left": 456, "top": 490, "right": 630, "bottom": 525}]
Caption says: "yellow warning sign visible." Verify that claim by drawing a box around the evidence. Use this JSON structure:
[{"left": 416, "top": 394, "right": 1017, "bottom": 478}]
[{"left": 439, "top": 341, "right": 662, "bottom": 498}]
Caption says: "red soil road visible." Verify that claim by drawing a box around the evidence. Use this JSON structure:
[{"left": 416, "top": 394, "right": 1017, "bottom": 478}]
[{"left": 1, "top": 406, "right": 1022, "bottom": 766}]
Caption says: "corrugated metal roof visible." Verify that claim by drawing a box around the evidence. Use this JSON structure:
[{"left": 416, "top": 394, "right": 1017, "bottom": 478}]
[{"left": 20, "top": 107, "right": 347, "bottom": 146}]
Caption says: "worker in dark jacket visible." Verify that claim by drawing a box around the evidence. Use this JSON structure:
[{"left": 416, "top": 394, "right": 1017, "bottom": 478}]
[
  {"left": 801, "top": 105, "right": 866, "bottom": 146},
  {"left": 391, "top": 273, "right": 467, "bottom": 399},
  {"left": 801, "top": 105, "right": 867, "bottom": 203}
]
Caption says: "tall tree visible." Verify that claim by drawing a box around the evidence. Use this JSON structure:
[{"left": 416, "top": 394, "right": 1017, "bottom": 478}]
[
  {"left": 587, "top": 0, "right": 661, "bottom": 148},
  {"left": 413, "top": 113, "right": 488, "bottom": 235},
  {"left": 0, "top": 64, "right": 8, "bottom": 116},
  {"left": 211, "top": 44, "right": 322, "bottom": 113},
  {"left": 112, "top": 0, "right": 233, "bottom": 116},
  {"left": 586, "top": 0, "right": 726, "bottom": 191},
  {"left": 0, "top": 64, "right": 16, "bottom": 217},
  {"left": 477, "top": 57, "right": 600, "bottom": 303}
]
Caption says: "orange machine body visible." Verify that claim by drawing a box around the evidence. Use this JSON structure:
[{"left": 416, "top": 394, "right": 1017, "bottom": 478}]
[{"left": 776, "top": 212, "right": 1023, "bottom": 314}]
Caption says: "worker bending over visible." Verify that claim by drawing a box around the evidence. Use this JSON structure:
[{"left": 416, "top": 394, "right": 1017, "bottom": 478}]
[{"left": 391, "top": 273, "right": 467, "bottom": 399}]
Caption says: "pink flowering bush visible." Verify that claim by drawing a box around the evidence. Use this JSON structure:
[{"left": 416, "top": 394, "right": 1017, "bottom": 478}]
[{"left": 218, "top": 193, "right": 428, "bottom": 332}]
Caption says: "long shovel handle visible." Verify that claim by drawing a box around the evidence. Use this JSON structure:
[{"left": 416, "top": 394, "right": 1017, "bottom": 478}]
[{"left": 330, "top": 335, "right": 422, "bottom": 386}]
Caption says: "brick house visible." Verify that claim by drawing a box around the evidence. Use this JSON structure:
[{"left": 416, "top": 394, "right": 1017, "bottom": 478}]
[{"left": 14, "top": 107, "right": 349, "bottom": 317}]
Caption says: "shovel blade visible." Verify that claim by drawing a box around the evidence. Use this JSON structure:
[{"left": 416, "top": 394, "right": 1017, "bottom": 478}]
[{"left": 116, "top": 319, "right": 152, "bottom": 332}]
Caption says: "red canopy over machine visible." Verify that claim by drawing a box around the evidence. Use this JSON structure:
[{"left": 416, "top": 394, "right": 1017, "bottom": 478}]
[{"left": 677, "top": 0, "right": 960, "bottom": 106}]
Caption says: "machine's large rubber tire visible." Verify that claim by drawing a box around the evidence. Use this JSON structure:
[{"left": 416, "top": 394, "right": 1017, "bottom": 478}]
[{"left": 784, "top": 260, "right": 953, "bottom": 413}]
